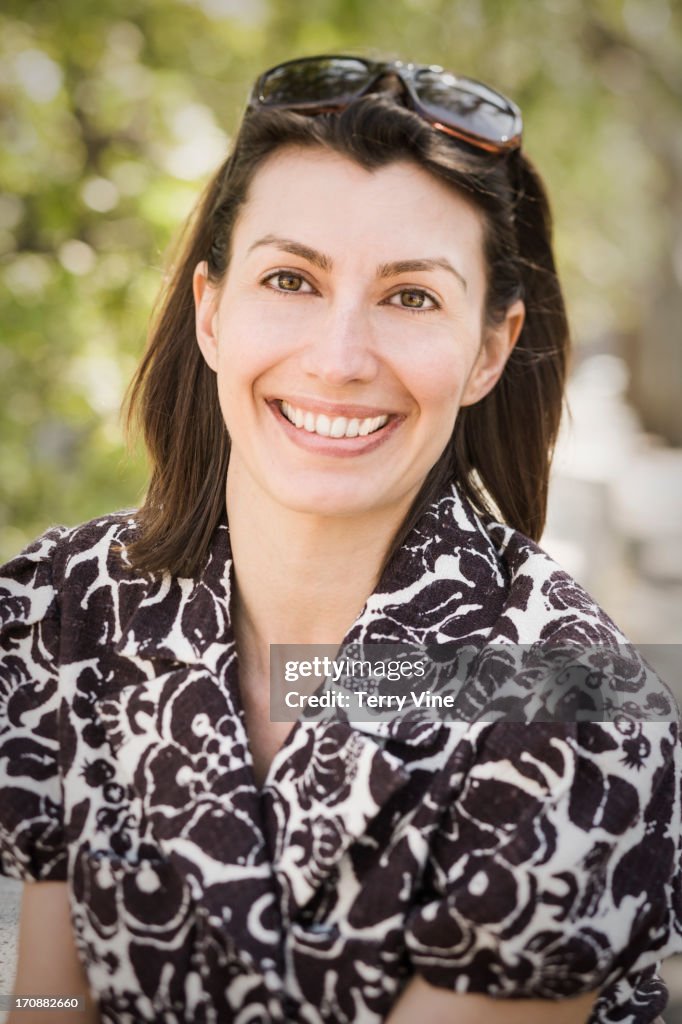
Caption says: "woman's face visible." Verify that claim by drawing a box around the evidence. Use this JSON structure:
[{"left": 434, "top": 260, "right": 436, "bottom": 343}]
[{"left": 194, "top": 146, "right": 523, "bottom": 524}]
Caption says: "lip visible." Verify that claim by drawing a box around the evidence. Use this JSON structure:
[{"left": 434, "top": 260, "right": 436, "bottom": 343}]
[
  {"left": 267, "top": 394, "right": 396, "bottom": 419},
  {"left": 266, "top": 399, "right": 404, "bottom": 457}
]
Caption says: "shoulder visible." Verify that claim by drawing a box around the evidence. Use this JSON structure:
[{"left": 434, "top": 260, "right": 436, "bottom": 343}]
[
  {"left": 48, "top": 508, "right": 141, "bottom": 580},
  {"left": 471, "top": 518, "right": 681, "bottom": 724},
  {"left": 1, "top": 510, "right": 140, "bottom": 576},
  {"left": 418, "top": 484, "right": 627, "bottom": 645},
  {"left": 0, "top": 510, "right": 145, "bottom": 637},
  {"left": 482, "top": 517, "right": 628, "bottom": 645}
]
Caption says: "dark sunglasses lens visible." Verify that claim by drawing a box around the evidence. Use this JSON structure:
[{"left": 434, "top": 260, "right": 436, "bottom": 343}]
[
  {"left": 259, "top": 58, "right": 372, "bottom": 106},
  {"left": 415, "top": 69, "right": 519, "bottom": 144}
]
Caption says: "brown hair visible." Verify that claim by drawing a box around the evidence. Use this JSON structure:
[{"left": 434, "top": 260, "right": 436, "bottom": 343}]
[{"left": 126, "top": 94, "right": 569, "bottom": 577}]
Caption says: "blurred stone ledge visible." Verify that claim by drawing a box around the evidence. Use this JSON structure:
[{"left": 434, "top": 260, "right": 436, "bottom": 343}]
[{"left": 544, "top": 354, "right": 682, "bottom": 645}]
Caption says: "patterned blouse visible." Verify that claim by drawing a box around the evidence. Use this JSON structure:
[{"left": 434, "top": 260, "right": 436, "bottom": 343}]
[{"left": 0, "top": 484, "right": 680, "bottom": 1024}]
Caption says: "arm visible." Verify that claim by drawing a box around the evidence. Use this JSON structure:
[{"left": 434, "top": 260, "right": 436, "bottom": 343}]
[
  {"left": 6, "top": 881, "right": 99, "bottom": 1024},
  {"left": 386, "top": 975, "right": 598, "bottom": 1024}
]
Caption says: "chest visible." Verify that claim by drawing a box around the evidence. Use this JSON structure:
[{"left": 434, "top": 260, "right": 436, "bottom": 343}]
[{"left": 61, "top": 646, "right": 466, "bottom": 1022}]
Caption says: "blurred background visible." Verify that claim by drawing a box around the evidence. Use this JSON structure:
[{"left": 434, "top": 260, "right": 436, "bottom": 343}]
[{"left": 0, "top": 0, "right": 680, "bottom": 1017}]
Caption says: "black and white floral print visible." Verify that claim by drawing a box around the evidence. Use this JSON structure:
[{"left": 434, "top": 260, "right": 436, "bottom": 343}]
[{"left": 0, "top": 483, "right": 680, "bottom": 1023}]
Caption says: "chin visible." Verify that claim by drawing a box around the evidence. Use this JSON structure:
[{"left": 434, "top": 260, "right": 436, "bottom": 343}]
[
  {"left": 277, "top": 491, "right": 370, "bottom": 519},
  {"left": 271, "top": 479, "right": 396, "bottom": 521}
]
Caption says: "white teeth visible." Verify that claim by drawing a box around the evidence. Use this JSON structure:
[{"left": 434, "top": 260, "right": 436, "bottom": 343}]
[
  {"left": 315, "top": 414, "right": 331, "bottom": 437},
  {"left": 279, "top": 402, "right": 389, "bottom": 439}
]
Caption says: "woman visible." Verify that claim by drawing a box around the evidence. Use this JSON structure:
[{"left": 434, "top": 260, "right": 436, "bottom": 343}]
[{"left": 1, "top": 56, "right": 679, "bottom": 1024}]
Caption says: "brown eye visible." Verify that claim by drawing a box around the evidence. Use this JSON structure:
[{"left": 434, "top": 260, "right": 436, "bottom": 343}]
[
  {"left": 386, "top": 288, "right": 438, "bottom": 311},
  {"left": 276, "top": 272, "right": 303, "bottom": 291},
  {"left": 401, "top": 290, "right": 426, "bottom": 308},
  {"left": 263, "top": 270, "right": 316, "bottom": 295}
]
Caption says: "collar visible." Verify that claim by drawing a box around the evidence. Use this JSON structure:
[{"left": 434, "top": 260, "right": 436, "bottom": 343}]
[{"left": 113, "top": 482, "right": 510, "bottom": 666}]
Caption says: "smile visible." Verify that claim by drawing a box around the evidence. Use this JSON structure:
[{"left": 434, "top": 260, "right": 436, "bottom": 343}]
[{"left": 278, "top": 400, "right": 390, "bottom": 439}]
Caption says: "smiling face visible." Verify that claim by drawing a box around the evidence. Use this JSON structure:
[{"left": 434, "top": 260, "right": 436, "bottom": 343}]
[{"left": 194, "top": 146, "right": 523, "bottom": 527}]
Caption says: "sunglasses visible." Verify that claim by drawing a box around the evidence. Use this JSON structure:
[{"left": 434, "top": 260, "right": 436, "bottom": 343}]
[{"left": 249, "top": 55, "right": 522, "bottom": 155}]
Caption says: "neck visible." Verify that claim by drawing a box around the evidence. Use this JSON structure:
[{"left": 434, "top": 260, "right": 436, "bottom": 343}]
[{"left": 226, "top": 461, "right": 412, "bottom": 682}]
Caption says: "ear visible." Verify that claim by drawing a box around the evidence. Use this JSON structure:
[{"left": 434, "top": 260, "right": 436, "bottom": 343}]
[
  {"left": 460, "top": 299, "right": 525, "bottom": 407},
  {"left": 193, "top": 261, "right": 220, "bottom": 372}
]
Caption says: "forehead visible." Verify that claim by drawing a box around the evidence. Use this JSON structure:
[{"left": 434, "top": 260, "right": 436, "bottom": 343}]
[{"left": 232, "top": 145, "right": 486, "bottom": 277}]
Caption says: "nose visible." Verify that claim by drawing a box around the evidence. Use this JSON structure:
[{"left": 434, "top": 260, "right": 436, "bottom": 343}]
[{"left": 299, "top": 303, "right": 379, "bottom": 387}]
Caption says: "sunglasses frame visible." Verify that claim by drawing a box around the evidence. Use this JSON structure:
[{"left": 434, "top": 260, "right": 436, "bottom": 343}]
[{"left": 249, "top": 55, "right": 523, "bottom": 155}]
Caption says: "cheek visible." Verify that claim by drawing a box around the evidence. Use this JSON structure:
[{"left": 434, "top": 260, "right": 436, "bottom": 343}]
[
  {"left": 403, "top": 343, "right": 477, "bottom": 415},
  {"left": 211, "top": 338, "right": 250, "bottom": 432},
  {"left": 214, "top": 301, "right": 307, "bottom": 383},
  {"left": 213, "top": 316, "right": 275, "bottom": 400}
]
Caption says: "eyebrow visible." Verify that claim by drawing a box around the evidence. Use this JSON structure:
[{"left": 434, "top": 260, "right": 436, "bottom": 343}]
[
  {"left": 247, "top": 235, "right": 332, "bottom": 272},
  {"left": 377, "top": 258, "right": 467, "bottom": 292},
  {"left": 247, "top": 235, "right": 467, "bottom": 291}
]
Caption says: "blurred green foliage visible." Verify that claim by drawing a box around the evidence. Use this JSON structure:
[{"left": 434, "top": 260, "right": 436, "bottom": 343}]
[{"left": 1, "top": 0, "right": 681, "bottom": 559}]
